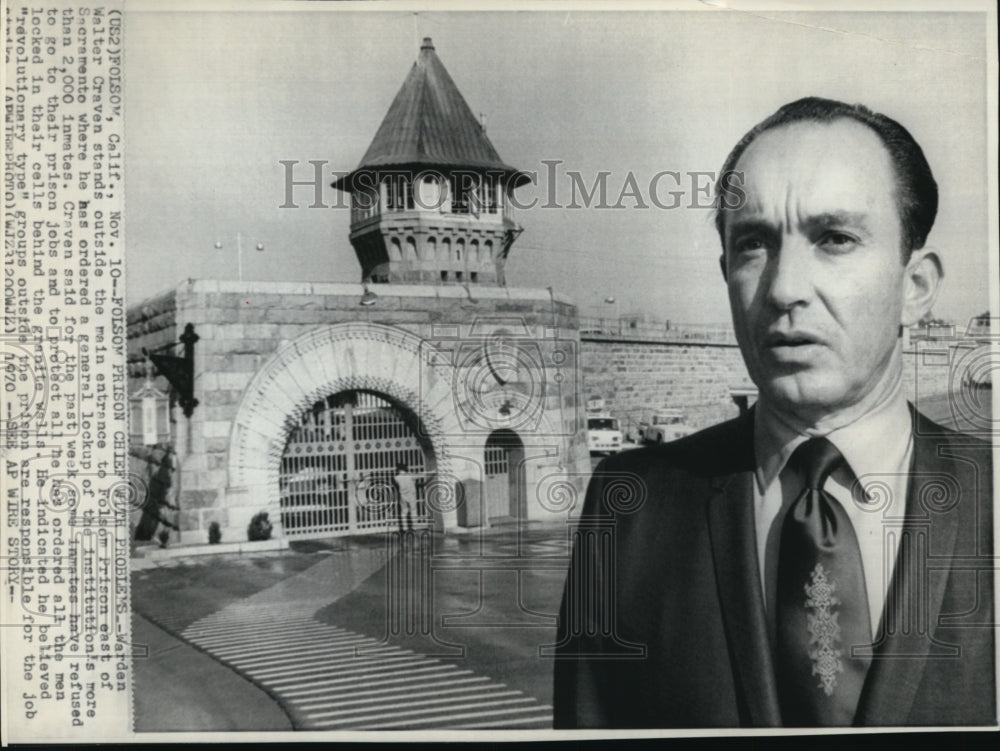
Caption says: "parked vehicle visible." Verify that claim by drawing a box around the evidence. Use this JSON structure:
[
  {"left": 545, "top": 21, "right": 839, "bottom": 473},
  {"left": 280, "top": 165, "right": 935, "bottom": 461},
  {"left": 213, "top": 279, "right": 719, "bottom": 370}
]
[
  {"left": 587, "top": 415, "right": 624, "bottom": 455},
  {"left": 637, "top": 409, "right": 693, "bottom": 444}
]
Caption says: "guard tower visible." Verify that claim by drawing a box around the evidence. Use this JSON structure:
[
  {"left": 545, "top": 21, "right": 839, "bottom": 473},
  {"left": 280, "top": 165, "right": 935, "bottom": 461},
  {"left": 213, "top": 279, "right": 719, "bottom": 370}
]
[
  {"left": 333, "top": 38, "right": 530, "bottom": 286},
  {"left": 127, "top": 36, "right": 589, "bottom": 548}
]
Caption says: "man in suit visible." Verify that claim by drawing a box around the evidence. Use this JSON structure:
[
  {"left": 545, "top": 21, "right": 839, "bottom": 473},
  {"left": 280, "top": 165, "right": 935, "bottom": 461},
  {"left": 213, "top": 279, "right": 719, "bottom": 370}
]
[{"left": 553, "top": 97, "right": 995, "bottom": 728}]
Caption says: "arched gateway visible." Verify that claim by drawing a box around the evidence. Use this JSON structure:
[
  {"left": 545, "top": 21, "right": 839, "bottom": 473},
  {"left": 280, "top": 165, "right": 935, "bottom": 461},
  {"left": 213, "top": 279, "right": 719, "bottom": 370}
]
[
  {"left": 280, "top": 389, "right": 432, "bottom": 536},
  {"left": 226, "top": 322, "right": 464, "bottom": 536}
]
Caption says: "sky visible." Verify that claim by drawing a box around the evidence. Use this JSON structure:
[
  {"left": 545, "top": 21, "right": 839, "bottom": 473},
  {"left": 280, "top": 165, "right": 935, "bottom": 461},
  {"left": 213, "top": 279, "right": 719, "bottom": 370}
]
[{"left": 124, "top": 1, "right": 994, "bottom": 327}]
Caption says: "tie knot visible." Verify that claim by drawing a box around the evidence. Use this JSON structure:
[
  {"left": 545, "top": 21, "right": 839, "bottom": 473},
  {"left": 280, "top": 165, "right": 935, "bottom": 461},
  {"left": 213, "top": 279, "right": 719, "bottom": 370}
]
[{"left": 788, "top": 437, "right": 844, "bottom": 490}]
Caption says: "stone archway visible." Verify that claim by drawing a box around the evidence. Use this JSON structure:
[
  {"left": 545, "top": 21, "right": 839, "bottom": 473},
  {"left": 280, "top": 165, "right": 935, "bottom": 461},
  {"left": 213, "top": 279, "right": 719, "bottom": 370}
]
[
  {"left": 226, "top": 323, "right": 464, "bottom": 532},
  {"left": 279, "top": 388, "right": 435, "bottom": 538}
]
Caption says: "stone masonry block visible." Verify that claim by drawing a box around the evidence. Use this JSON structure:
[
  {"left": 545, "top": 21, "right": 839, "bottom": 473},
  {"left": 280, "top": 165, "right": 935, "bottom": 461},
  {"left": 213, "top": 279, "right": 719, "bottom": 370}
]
[
  {"left": 220, "top": 353, "right": 264, "bottom": 372},
  {"left": 203, "top": 420, "right": 231, "bottom": 438},
  {"left": 219, "top": 324, "right": 247, "bottom": 340},
  {"left": 206, "top": 438, "right": 231, "bottom": 453},
  {"left": 201, "top": 405, "right": 239, "bottom": 422},
  {"left": 242, "top": 323, "right": 280, "bottom": 339},
  {"left": 198, "top": 372, "right": 219, "bottom": 391},
  {"left": 180, "top": 453, "right": 208, "bottom": 473},
  {"left": 264, "top": 308, "right": 328, "bottom": 324},
  {"left": 238, "top": 307, "right": 270, "bottom": 324},
  {"left": 218, "top": 372, "right": 252, "bottom": 391},
  {"left": 201, "top": 389, "right": 242, "bottom": 407},
  {"left": 276, "top": 294, "right": 324, "bottom": 310},
  {"left": 207, "top": 453, "right": 228, "bottom": 471},
  {"left": 177, "top": 509, "right": 202, "bottom": 533},
  {"left": 180, "top": 489, "right": 219, "bottom": 509},
  {"left": 208, "top": 308, "right": 240, "bottom": 324}
]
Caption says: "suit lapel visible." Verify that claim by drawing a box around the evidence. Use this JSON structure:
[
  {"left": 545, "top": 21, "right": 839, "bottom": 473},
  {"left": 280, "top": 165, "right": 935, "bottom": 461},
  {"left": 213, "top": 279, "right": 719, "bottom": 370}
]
[
  {"left": 854, "top": 411, "right": 963, "bottom": 725},
  {"left": 707, "top": 469, "right": 783, "bottom": 726}
]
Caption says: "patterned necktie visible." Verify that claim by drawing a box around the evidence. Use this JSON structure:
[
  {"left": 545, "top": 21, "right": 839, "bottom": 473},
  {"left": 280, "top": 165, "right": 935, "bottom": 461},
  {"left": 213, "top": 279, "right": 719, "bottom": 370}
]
[{"left": 775, "top": 437, "right": 872, "bottom": 726}]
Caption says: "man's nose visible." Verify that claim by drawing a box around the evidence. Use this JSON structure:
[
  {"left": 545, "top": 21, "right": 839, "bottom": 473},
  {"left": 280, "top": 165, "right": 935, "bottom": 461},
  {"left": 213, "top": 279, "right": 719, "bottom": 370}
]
[{"left": 764, "top": 237, "right": 814, "bottom": 311}]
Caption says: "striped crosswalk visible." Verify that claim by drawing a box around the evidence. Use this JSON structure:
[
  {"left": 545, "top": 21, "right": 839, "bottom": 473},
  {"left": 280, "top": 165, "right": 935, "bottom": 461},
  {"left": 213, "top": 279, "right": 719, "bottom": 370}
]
[{"left": 180, "top": 595, "right": 553, "bottom": 729}]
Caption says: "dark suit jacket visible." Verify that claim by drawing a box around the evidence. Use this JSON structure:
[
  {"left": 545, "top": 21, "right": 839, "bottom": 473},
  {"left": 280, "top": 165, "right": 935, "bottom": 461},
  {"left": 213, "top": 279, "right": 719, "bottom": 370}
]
[{"left": 553, "top": 407, "right": 995, "bottom": 728}]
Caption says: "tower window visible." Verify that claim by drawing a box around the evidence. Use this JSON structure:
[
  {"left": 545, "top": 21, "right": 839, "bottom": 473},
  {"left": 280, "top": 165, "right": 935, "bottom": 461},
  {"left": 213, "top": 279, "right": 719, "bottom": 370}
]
[
  {"left": 441, "top": 270, "right": 449, "bottom": 281},
  {"left": 384, "top": 174, "right": 414, "bottom": 211},
  {"left": 403, "top": 176, "right": 414, "bottom": 210},
  {"left": 483, "top": 178, "right": 498, "bottom": 214},
  {"left": 449, "top": 172, "right": 479, "bottom": 214},
  {"left": 418, "top": 174, "right": 442, "bottom": 210}
]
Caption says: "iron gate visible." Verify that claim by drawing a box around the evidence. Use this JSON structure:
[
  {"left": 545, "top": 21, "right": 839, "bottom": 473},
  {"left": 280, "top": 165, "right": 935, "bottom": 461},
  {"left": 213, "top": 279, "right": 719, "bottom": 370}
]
[
  {"left": 484, "top": 438, "right": 510, "bottom": 520},
  {"left": 484, "top": 429, "right": 524, "bottom": 522},
  {"left": 279, "top": 391, "right": 428, "bottom": 538}
]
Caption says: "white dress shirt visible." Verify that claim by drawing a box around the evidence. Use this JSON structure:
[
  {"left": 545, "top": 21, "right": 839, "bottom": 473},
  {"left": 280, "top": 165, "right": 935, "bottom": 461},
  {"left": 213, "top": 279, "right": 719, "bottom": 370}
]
[{"left": 753, "top": 385, "right": 913, "bottom": 638}]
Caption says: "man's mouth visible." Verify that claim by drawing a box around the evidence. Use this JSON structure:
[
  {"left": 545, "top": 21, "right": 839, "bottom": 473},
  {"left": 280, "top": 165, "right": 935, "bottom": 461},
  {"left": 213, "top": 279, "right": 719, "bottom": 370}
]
[
  {"left": 764, "top": 331, "right": 823, "bottom": 348},
  {"left": 764, "top": 331, "right": 823, "bottom": 354}
]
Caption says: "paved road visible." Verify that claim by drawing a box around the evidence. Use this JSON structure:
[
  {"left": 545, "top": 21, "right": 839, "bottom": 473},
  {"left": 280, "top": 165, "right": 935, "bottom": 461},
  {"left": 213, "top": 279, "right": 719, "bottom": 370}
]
[
  {"left": 132, "top": 613, "right": 292, "bottom": 732},
  {"left": 182, "top": 600, "right": 552, "bottom": 730},
  {"left": 132, "top": 524, "right": 568, "bottom": 731}
]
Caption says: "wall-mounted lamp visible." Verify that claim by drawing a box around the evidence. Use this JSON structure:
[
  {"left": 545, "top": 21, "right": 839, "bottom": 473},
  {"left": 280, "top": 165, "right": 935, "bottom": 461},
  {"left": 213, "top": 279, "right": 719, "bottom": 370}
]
[
  {"left": 143, "top": 323, "right": 200, "bottom": 418},
  {"left": 130, "top": 369, "right": 171, "bottom": 446}
]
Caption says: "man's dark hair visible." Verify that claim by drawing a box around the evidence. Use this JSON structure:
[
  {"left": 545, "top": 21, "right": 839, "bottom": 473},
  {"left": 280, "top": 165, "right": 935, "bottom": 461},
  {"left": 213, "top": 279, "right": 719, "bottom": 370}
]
[{"left": 715, "top": 97, "right": 938, "bottom": 256}]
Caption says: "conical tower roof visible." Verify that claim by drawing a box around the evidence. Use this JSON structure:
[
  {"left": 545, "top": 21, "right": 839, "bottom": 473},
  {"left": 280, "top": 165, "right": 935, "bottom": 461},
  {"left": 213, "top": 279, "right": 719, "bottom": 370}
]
[{"left": 335, "top": 38, "right": 529, "bottom": 190}]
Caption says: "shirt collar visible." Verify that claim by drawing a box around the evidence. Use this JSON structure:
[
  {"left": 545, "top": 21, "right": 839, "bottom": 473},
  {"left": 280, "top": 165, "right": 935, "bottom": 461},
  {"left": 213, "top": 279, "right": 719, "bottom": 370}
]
[{"left": 754, "top": 382, "right": 912, "bottom": 495}]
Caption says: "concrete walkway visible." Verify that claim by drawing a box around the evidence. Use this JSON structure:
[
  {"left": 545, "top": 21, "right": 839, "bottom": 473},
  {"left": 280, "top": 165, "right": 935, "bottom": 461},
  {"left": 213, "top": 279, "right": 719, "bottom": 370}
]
[
  {"left": 136, "top": 530, "right": 557, "bottom": 730},
  {"left": 177, "top": 544, "right": 552, "bottom": 730},
  {"left": 133, "top": 525, "right": 567, "bottom": 731},
  {"left": 132, "top": 613, "right": 293, "bottom": 732}
]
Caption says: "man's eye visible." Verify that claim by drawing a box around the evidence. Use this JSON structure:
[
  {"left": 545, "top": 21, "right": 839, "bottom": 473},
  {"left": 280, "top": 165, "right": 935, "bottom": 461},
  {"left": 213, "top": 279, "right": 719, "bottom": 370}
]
[
  {"left": 819, "top": 232, "right": 858, "bottom": 250},
  {"left": 734, "top": 237, "right": 766, "bottom": 254}
]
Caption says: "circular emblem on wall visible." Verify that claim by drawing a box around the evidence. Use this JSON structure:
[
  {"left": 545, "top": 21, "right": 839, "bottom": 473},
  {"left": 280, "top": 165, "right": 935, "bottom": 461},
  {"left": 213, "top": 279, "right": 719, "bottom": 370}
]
[{"left": 452, "top": 331, "right": 545, "bottom": 432}]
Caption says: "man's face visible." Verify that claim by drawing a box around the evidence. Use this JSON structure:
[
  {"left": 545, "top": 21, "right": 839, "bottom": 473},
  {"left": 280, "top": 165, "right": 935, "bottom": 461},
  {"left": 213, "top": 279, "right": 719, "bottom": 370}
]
[{"left": 722, "top": 119, "right": 911, "bottom": 424}]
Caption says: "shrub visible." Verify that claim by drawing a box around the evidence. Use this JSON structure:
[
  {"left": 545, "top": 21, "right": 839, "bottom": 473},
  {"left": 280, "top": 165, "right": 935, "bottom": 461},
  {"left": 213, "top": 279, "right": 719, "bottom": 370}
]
[
  {"left": 247, "top": 511, "right": 273, "bottom": 542},
  {"left": 208, "top": 522, "right": 222, "bottom": 544}
]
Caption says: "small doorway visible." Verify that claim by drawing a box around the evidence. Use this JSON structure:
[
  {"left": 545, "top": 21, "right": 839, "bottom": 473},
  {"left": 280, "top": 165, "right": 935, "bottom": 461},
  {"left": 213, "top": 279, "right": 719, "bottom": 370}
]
[{"left": 483, "top": 429, "right": 526, "bottom": 524}]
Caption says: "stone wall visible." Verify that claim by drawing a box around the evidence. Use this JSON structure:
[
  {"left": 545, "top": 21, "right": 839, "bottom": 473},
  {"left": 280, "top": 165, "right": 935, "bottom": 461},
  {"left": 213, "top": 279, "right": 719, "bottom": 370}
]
[
  {"left": 580, "top": 335, "right": 961, "bottom": 438},
  {"left": 127, "top": 280, "right": 588, "bottom": 540},
  {"left": 128, "top": 443, "right": 179, "bottom": 543},
  {"left": 580, "top": 338, "right": 750, "bottom": 436}
]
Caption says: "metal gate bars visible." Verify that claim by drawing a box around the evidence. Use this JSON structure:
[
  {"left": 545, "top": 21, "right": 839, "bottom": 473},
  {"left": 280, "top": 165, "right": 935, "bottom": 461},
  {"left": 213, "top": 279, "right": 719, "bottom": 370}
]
[{"left": 279, "top": 390, "right": 429, "bottom": 538}]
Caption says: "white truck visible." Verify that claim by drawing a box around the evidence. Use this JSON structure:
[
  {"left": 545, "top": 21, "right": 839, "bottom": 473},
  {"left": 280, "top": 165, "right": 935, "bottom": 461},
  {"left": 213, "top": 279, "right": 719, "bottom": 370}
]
[
  {"left": 637, "top": 409, "right": 693, "bottom": 444},
  {"left": 587, "top": 414, "right": 624, "bottom": 455}
]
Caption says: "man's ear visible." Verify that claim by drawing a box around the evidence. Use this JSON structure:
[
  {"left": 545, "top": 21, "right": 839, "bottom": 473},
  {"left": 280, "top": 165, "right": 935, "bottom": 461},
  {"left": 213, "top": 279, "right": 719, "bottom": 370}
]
[
  {"left": 719, "top": 253, "right": 728, "bottom": 283},
  {"left": 900, "top": 248, "right": 943, "bottom": 326}
]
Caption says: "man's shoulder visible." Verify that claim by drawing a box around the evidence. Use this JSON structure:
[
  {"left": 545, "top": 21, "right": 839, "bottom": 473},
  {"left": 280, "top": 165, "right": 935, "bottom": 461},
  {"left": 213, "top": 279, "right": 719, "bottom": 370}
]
[
  {"left": 911, "top": 407, "right": 991, "bottom": 447},
  {"left": 596, "top": 411, "right": 755, "bottom": 480},
  {"left": 910, "top": 407, "right": 993, "bottom": 495}
]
